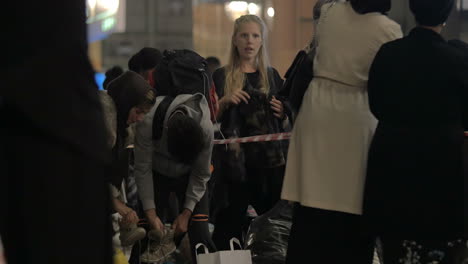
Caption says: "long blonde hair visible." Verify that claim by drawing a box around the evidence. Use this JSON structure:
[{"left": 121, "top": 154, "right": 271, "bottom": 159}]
[{"left": 224, "top": 15, "right": 271, "bottom": 96}]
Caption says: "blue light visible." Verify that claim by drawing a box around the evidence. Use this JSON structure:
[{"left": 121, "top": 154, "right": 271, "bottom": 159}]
[{"left": 95, "top": 72, "right": 106, "bottom": 90}]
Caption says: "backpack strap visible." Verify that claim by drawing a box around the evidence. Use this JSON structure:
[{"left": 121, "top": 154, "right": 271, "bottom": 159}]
[{"left": 152, "top": 96, "right": 175, "bottom": 140}]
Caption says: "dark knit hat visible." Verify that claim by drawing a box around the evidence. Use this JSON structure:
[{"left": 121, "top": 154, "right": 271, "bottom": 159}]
[
  {"left": 128, "top": 47, "right": 163, "bottom": 73},
  {"left": 107, "top": 71, "right": 154, "bottom": 132},
  {"left": 103, "top": 66, "right": 124, "bottom": 90},
  {"left": 410, "top": 0, "right": 454, "bottom": 26}
]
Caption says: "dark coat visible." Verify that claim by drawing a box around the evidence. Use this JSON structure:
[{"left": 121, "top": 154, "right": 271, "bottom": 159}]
[
  {"left": 363, "top": 28, "right": 468, "bottom": 239},
  {"left": 0, "top": 1, "right": 112, "bottom": 263}
]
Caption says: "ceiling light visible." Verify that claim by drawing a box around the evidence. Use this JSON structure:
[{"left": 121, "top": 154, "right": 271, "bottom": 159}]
[{"left": 267, "top": 7, "right": 275, "bottom": 17}]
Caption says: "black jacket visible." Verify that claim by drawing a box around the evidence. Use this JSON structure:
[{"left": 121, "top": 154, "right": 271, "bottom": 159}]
[
  {"left": 212, "top": 67, "right": 288, "bottom": 177},
  {"left": 1, "top": 1, "right": 112, "bottom": 263},
  {"left": 363, "top": 28, "right": 468, "bottom": 239}
]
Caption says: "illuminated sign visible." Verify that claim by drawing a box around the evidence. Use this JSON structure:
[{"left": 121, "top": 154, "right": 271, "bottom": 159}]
[{"left": 86, "top": 0, "right": 124, "bottom": 43}]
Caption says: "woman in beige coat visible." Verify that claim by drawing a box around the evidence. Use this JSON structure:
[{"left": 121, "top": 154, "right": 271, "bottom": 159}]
[{"left": 282, "top": 0, "right": 402, "bottom": 263}]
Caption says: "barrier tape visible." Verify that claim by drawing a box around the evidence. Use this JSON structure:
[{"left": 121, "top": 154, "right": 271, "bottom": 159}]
[
  {"left": 214, "top": 131, "right": 468, "bottom": 145},
  {"left": 127, "top": 131, "right": 468, "bottom": 148},
  {"left": 213, "top": 132, "right": 291, "bottom": 145}
]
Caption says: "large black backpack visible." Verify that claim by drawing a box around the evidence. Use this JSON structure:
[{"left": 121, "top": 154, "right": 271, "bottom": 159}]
[
  {"left": 152, "top": 49, "right": 211, "bottom": 140},
  {"left": 154, "top": 49, "right": 210, "bottom": 98}
]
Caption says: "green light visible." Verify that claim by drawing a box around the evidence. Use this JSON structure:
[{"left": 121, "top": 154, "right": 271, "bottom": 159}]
[{"left": 102, "top": 17, "right": 116, "bottom": 32}]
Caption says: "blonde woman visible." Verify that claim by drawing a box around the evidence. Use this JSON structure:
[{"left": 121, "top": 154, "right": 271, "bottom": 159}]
[{"left": 211, "top": 14, "right": 289, "bottom": 249}]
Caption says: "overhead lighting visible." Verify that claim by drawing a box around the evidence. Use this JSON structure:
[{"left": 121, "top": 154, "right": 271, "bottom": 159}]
[
  {"left": 226, "top": 1, "right": 248, "bottom": 13},
  {"left": 267, "top": 7, "right": 275, "bottom": 17},
  {"left": 248, "top": 3, "right": 259, "bottom": 15}
]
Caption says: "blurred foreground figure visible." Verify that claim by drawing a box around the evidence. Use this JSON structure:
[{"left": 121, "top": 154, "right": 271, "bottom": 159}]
[{"left": 0, "top": 1, "right": 112, "bottom": 263}]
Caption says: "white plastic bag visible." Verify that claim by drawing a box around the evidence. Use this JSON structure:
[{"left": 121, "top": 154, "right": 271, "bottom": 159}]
[{"left": 196, "top": 238, "right": 252, "bottom": 264}]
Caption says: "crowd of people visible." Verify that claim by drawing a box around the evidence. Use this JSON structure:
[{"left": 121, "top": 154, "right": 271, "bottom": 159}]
[{"left": 1, "top": 0, "right": 467, "bottom": 264}]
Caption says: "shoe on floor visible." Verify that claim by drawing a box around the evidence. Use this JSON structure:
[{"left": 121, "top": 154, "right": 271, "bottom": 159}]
[{"left": 141, "top": 228, "right": 176, "bottom": 263}]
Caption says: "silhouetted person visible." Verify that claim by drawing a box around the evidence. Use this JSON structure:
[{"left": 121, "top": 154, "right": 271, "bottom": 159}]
[
  {"left": 103, "top": 65, "right": 124, "bottom": 90},
  {"left": 0, "top": 1, "right": 112, "bottom": 263},
  {"left": 128, "top": 47, "right": 163, "bottom": 82},
  {"left": 363, "top": 0, "right": 468, "bottom": 262}
]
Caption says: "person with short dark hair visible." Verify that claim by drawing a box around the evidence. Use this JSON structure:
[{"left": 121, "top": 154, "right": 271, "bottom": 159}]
[
  {"left": 363, "top": 0, "right": 468, "bottom": 262},
  {"left": 133, "top": 93, "right": 215, "bottom": 263},
  {"left": 348, "top": 0, "right": 391, "bottom": 14},
  {"left": 128, "top": 47, "right": 163, "bottom": 83},
  {"left": 167, "top": 111, "right": 206, "bottom": 165},
  {"left": 282, "top": 0, "right": 402, "bottom": 263},
  {"left": 103, "top": 66, "right": 124, "bottom": 90}
]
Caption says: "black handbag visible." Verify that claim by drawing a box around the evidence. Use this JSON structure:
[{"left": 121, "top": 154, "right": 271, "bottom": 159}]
[{"left": 279, "top": 49, "right": 315, "bottom": 116}]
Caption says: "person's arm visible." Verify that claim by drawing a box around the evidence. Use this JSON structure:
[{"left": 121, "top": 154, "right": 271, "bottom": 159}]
[
  {"left": 134, "top": 108, "right": 164, "bottom": 231},
  {"left": 112, "top": 198, "right": 139, "bottom": 225},
  {"left": 172, "top": 124, "right": 214, "bottom": 235},
  {"left": 134, "top": 114, "right": 155, "bottom": 211},
  {"left": 213, "top": 68, "right": 250, "bottom": 119},
  {"left": 183, "top": 126, "right": 214, "bottom": 212},
  {"left": 109, "top": 183, "right": 139, "bottom": 225}
]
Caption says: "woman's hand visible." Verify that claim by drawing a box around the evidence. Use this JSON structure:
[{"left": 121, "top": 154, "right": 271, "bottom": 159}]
[
  {"left": 223, "top": 90, "right": 251, "bottom": 106},
  {"left": 217, "top": 90, "right": 251, "bottom": 119},
  {"left": 270, "top": 96, "right": 285, "bottom": 119}
]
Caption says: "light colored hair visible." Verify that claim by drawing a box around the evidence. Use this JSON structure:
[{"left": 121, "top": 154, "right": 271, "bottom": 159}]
[
  {"left": 136, "top": 89, "right": 156, "bottom": 113},
  {"left": 224, "top": 15, "right": 270, "bottom": 96}
]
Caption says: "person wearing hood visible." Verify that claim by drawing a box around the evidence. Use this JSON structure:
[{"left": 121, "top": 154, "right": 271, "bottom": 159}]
[
  {"left": 362, "top": 0, "right": 468, "bottom": 262},
  {"left": 133, "top": 91, "right": 215, "bottom": 263},
  {"left": 103, "top": 66, "right": 124, "bottom": 90},
  {"left": 106, "top": 71, "right": 156, "bottom": 247}
]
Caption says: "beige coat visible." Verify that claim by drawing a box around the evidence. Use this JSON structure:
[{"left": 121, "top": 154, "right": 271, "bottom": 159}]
[{"left": 281, "top": 2, "right": 402, "bottom": 215}]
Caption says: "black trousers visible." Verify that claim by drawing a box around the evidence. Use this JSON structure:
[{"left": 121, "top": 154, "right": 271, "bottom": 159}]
[
  {"left": 130, "top": 171, "right": 215, "bottom": 264},
  {"left": 212, "top": 165, "right": 284, "bottom": 250},
  {"left": 285, "top": 204, "right": 375, "bottom": 264}
]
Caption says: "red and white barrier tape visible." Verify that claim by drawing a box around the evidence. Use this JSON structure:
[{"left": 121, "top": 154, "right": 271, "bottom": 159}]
[
  {"left": 213, "top": 132, "right": 292, "bottom": 145},
  {"left": 127, "top": 131, "right": 468, "bottom": 148},
  {"left": 214, "top": 131, "right": 468, "bottom": 145}
]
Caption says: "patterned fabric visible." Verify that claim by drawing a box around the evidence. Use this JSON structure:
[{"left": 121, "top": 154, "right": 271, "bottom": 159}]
[{"left": 125, "top": 149, "right": 138, "bottom": 210}]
